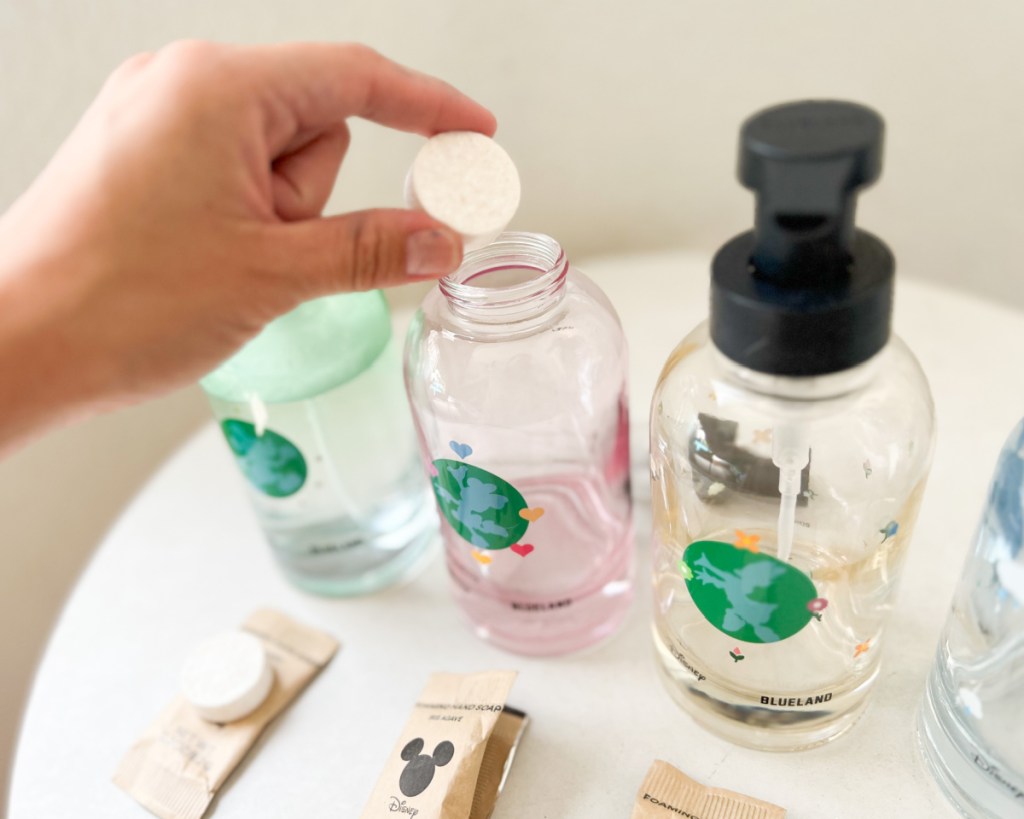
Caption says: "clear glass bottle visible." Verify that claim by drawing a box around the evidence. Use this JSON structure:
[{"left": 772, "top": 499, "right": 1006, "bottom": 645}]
[
  {"left": 404, "top": 232, "right": 633, "bottom": 656},
  {"left": 918, "top": 418, "right": 1024, "bottom": 818},
  {"left": 201, "top": 291, "right": 435, "bottom": 597},
  {"left": 650, "top": 101, "right": 935, "bottom": 749}
]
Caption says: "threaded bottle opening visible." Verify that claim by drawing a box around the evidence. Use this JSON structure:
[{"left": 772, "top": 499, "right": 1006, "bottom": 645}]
[{"left": 439, "top": 232, "right": 568, "bottom": 322}]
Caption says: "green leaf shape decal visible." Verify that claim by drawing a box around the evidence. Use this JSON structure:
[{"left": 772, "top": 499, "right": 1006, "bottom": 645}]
[
  {"left": 221, "top": 419, "right": 307, "bottom": 498},
  {"left": 683, "top": 540, "right": 817, "bottom": 644},
  {"left": 431, "top": 459, "right": 529, "bottom": 550}
]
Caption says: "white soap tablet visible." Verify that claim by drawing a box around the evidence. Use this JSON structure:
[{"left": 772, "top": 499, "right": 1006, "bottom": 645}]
[
  {"left": 180, "top": 630, "right": 274, "bottom": 723},
  {"left": 405, "top": 131, "right": 521, "bottom": 252}
]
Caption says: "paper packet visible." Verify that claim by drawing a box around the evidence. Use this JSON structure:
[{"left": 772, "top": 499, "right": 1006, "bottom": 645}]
[
  {"left": 361, "top": 670, "right": 526, "bottom": 819},
  {"left": 114, "top": 608, "right": 338, "bottom": 819},
  {"left": 632, "top": 759, "right": 786, "bottom": 819}
]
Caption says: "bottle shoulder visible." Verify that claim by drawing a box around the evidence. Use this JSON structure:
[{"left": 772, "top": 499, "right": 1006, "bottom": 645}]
[
  {"left": 202, "top": 291, "right": 392, "bottom": 403},
  {"left": 652, "top": 325, "right": 935, "bottom": 450},
  {"left": 405, "top": 270, "right": 628, "bottom": 424},
  {"left": 651, "top": 328, "right": 935, "bottom": 528},
  {"left": 656, "top": 325, "right": 931, "bottom": 409}
]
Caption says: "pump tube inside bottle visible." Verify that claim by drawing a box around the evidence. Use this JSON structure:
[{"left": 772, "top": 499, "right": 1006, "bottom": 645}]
[{"left": 772, "top": 425, "right": 810, "bottom": 563}]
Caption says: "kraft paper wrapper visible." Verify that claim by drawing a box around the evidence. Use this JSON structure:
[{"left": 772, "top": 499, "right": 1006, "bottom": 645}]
[
  {"left": 114, "top": 609, "right": 338, "bottom": 819},
  {"left": 361, "top": 671, "right": 521, "bottom": 819},
  {"left": 470, "top": 707, "right": 528, "bottom": 819},
  {"left": 631, "top": 760, "right": 786, "bottom": 819}
]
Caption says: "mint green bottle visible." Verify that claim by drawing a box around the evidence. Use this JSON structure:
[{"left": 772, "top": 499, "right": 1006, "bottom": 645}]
[{"left": 201, "top": 291, "right": 436, "bottom": 596}]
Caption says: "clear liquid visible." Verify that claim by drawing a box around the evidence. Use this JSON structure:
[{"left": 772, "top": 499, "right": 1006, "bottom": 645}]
[
  {"left": 445, "top": 469, "right": 634, "bottom": 656},
  {"left": 207, "top": 341, "right": 436, "bottom": 596},
  {"left": 916, "top": 419, "right": 1024, "bottom": 817},
  {"left": 919, "top": 606, "right": 1024, "bottom": 817},
  {"left": 652, "top": 525, "right": 914, "bottom": 750}
]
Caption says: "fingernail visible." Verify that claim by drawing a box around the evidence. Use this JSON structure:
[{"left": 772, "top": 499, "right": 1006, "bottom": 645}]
[{"left": 406, "top": 228, "right": 461, "bottom": 277}]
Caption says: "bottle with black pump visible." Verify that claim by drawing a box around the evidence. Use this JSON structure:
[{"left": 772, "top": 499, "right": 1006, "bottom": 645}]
[{"left": 650, "top": 100, "right": 935, "bottom": 750}]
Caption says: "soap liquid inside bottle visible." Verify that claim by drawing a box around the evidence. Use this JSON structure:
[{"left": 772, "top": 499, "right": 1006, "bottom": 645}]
[
  {"left": 442, "top": 409, "right": 634, "bottom": 657},
  {"left": 653, "top": 524, "right": 913, "bottom": 750},
  {"left": 208, "top": 340, "right": 436, "bottom": 596}
]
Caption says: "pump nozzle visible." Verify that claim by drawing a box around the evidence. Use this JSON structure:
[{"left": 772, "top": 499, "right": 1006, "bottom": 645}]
[
  {"left": 710, "top": 99, "right": 894, "bottom": 377},
  {"left": 740, "top": 100, "right": 884, "bottom": 284}
]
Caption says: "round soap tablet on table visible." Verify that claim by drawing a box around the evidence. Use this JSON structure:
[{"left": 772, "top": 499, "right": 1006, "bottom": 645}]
[
  {"left": 180, "top": 630, "right": 274, "bottom": 723},
  {"left": 405, "top": 131, "right": 521, "bottom": 252}
]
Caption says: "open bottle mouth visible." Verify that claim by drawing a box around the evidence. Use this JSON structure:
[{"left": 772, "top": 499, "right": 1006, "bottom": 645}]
[{"left": 439, "top": 232, "right": 568, "bottom": 322}]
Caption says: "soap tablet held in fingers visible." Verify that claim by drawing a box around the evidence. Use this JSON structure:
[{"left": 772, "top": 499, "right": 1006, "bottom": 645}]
[
  {"left": 179, "top": 630, "right": 275, "bottom": 723},
  {"left": 405, "top": 131, "right": 521, "bottom": 252}
]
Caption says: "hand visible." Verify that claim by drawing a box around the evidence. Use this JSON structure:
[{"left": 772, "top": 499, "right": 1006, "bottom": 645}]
[{"left": 0, "top": 41, "right": 495, "bottom": 452}]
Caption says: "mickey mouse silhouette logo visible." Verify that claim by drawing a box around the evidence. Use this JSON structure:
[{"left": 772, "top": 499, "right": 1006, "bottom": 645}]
[{"left": 399, "top": 738, "right": 455, "bottom": 797}]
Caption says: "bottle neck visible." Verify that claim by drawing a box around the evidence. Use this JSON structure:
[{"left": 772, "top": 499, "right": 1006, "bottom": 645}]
[
  {"left": 439, "top": 232, "right": 568, "bottom": 327},
  {"left": 712, "top": 341, "right": 886, "bottom": 402}
]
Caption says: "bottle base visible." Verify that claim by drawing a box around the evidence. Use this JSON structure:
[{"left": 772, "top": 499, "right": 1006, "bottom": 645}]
[
  {"left": 266, "top": 492, "right": 439, "bottom": 597},
  {"left": 449, "top": 545, "right": 635, "bottom": 657},
  {"left": 653, "top": 630, "right": 874, "bottom": 751},
  {"left": 442, "top": 472, "right": 636, "bottom": 656},
  {"left": 459, "top": 582, "right": 634, "bottom": 657},
  {"left": 278, "top": 528, "right": 437, "bottom": 598},
  {"left": 917, "top": 671, "right": 1023, "bottom": 819}
]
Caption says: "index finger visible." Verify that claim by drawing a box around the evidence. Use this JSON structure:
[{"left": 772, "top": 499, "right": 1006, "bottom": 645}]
[{"left": 241, "top": 42, "right": 498, "bottom": 151}]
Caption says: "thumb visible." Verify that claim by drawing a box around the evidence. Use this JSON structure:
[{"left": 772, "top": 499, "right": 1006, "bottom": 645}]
[{"left": 275, "top": 208, "right": 464, "bottom": 296}]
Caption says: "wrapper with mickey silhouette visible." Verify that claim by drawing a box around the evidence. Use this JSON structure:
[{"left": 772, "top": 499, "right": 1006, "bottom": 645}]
[{"left": 359, "top": 671, "right": 522, "bottom": 818}]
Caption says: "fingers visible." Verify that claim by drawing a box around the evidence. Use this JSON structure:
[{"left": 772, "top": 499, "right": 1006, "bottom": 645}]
[
  {"left": 266, "top": 209, "right": 463, "bottom": 297},
  {"left": 271, "top": 123, "right": 351, "bottom": 220},
  {"left": 241, "top": 42, "right": 497, "bottom": 152},
  {"left": 104, "top": 51, "right": 155, "bottom": 87}
]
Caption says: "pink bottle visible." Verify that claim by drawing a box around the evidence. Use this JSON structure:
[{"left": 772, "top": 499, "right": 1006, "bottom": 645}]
[{"left": 404, "top": 232, "right": 634, "bottom": 655}]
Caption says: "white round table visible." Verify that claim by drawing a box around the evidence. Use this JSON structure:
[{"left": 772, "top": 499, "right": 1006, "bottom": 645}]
[{"left": 10, "top": 251, "right": 1024, "bottom": 818}]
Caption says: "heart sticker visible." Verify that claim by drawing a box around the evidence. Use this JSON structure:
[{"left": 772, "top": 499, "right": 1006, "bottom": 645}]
[
  {"left": 510, "top": 543, "right": 534, "bottom": 557},
  {"left": 471, "top": 550, "right": 492, "bottom": 565},
  {"left": 519, "top": 507, "right": 545, "bottom": 522},
  {"left": 449, "top": 441, "right": 473, "bottom": 460}
]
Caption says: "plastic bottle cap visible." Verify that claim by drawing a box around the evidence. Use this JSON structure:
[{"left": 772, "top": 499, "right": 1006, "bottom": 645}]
[
  {"left": 405, "top": 131, "right": 521, "bottom": 252},
  {"left": 180, "top": 631, "right": 274, "bottom": 723}
]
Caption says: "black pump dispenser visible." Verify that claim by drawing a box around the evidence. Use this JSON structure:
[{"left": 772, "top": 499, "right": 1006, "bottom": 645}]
[{"left": 710, "top": 100, "right": 894, "bottom": 376}]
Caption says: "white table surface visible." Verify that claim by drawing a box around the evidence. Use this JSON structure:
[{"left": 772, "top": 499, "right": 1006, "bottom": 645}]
[{"left": 10, "top": 250, "right": 1024, "bottom": 819}]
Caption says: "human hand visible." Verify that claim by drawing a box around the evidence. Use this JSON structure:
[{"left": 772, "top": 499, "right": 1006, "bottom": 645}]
[{"left": 0, "top": 41, "right": 494, "bottom": 450}]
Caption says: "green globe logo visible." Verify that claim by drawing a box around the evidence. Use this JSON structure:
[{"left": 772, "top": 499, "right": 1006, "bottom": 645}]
[
  {"left": 221, "top": 419, "right": 307, "bottom": 498},
  {"left": 682, "top": 539, "right": 818, "bottom": 644},
  {"left": 431, "top": 459, "right": 529, "bottom": 550}
]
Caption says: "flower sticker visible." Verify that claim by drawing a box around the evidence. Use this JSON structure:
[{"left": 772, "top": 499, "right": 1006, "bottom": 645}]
[
  {"left": 807, "top": 597, "right": 829, "bottom": 621},
  {"left": 734, "top": 529, "right": 761, "bottom": 553}
]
